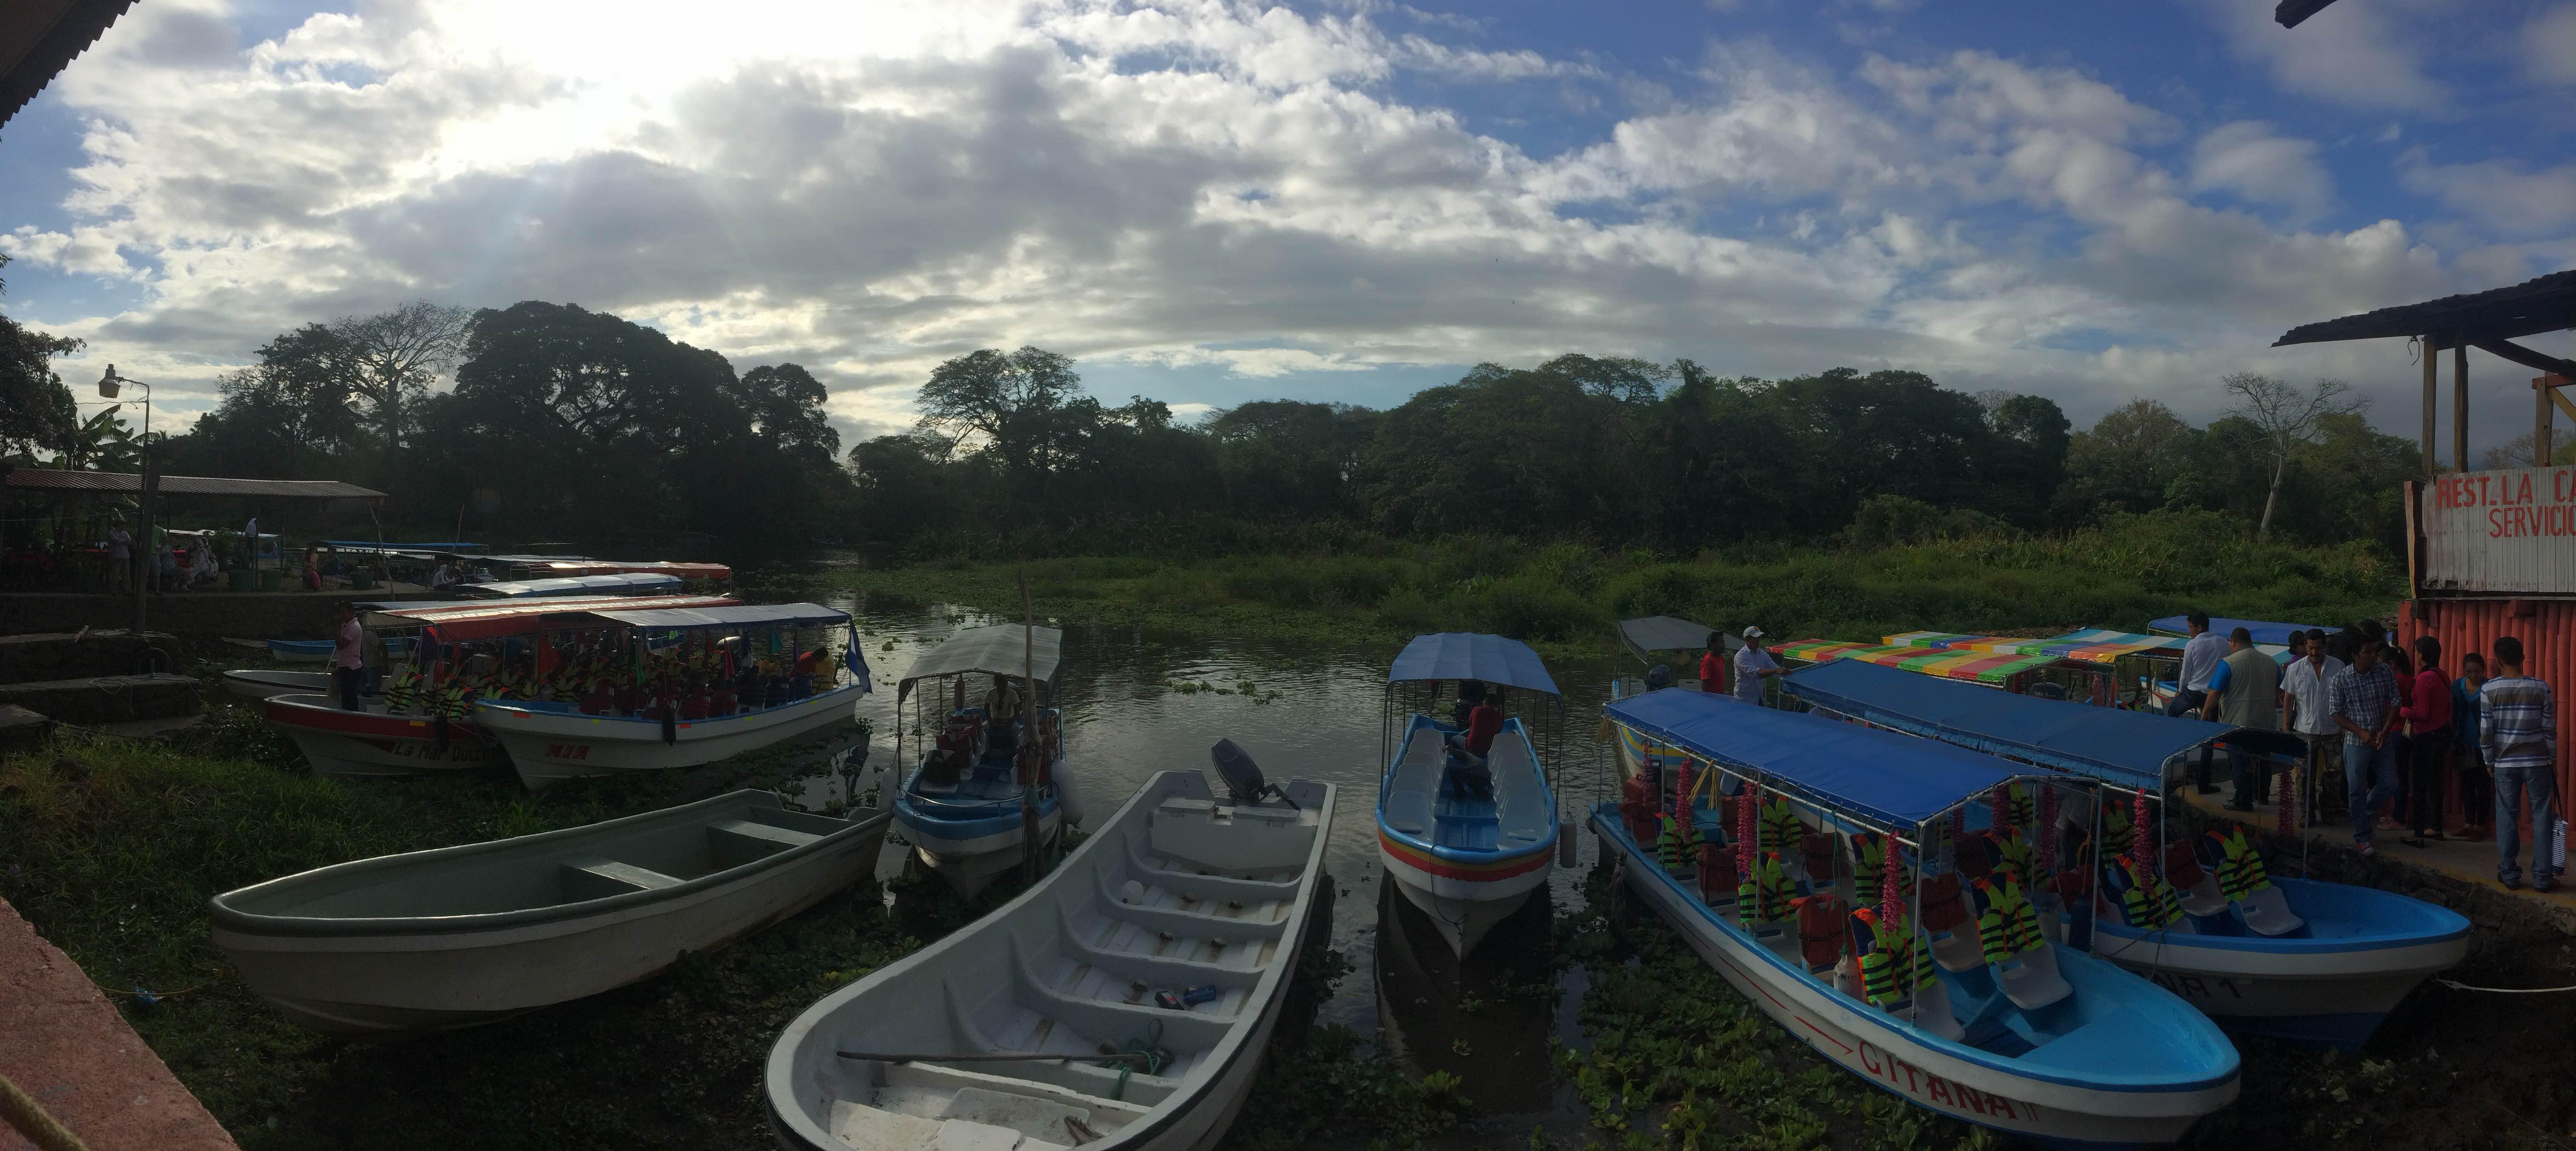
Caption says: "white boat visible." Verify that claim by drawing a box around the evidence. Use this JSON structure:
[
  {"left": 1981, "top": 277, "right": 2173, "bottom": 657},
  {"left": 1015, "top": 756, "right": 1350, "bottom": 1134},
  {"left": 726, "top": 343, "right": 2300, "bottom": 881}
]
[
  {"left": 1374, "top": 633, "right": 1562, "bottom": 958},
  {"left": 224, "top": 668, "right": 348, "bottom": 701},
  {"left": 890, "top": 624, "right": 1081, "bottom": 899},
  {"left": 474, "top": 602, "right": 868, "bottom": 789},
  {"left": 1602, "top": 688, "right": 2240, "bottom": 1147},
  {"left": 210, "top": 790, "right": 890, "bottom": 1036},
  {"left": 264, "top": 692, "right": 504, "bottom": 776},
  {"left": 769, "top": 762, "right": 1333, "bottom": 1151},
  {"left": 1786, "top": 658, "right": 2472, "bottom": 1051}
]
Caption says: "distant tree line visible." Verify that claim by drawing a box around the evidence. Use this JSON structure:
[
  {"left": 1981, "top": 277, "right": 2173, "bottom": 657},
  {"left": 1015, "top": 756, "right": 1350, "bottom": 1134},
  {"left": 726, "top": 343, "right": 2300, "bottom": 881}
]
[{"left": 855, "top": 347, "right": 2420, "bottom": 558}]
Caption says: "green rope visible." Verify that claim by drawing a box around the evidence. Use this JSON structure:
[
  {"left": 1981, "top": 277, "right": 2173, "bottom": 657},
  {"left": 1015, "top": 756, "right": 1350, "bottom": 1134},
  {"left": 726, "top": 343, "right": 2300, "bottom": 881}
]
[{"left": 1104, "top": 1020, "right": 1167, "bottom": 1100}]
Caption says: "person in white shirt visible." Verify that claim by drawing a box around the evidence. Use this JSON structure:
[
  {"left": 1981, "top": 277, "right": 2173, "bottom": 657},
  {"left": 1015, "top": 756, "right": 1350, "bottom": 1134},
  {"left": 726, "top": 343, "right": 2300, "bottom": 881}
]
[
  {"left": 427, "top": 561, "right": 454, "bottom": 590},
  {"left": 1732, "top": 626, "right": 1783, "bottom": 707},
  {"left": 2169, "top": 611, "right": 2228, "bottom": 793},
  {"left": 2277, "top": 627, "right": 2346, "bottom": 815},
  {"left": 105, "top": 523, "right": 132, "bottom": 591}
]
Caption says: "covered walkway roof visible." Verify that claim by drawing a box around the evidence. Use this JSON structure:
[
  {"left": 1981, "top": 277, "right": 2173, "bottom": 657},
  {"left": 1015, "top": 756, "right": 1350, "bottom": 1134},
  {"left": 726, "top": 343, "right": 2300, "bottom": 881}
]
[
  {"left": 2, "top": 468, "right": 385, "bottom": 499},
  {"left": 2274, "top": 270, "right": 2576, "bottom": 376}
]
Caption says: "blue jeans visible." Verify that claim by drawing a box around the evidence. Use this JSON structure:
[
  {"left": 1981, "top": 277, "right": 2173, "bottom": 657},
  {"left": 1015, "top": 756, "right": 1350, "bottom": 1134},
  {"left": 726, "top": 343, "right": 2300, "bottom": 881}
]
[
  {"left": 2495, "top": 761, "right": 2558, "bottom": 884},
  {"left": 2344, "top": 738, "right": 2398, "bottom": 844}
]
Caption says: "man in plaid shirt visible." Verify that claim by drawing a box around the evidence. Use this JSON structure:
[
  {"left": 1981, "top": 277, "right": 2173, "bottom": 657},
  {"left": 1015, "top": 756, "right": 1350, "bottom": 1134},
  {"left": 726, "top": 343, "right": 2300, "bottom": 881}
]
[
  {"left": 2482, "top": 636, "right": 2560, "bottom": 892},
  {"left": 2330, "top": 639, "right": 2404, "bottom": 856}
]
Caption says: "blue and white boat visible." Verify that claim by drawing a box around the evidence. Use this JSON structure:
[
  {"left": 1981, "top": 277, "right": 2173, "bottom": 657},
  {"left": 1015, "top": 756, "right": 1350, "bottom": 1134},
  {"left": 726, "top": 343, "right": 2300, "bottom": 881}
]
[
  {"left": 1377, "top": 633, "right": 1563, "bottom": 959},
  {"left": 1785, "top": 659, "right": 2471, "bottom": 1051},
  {"left": 1599, "top": 688, "right": 2241, "bottom": 1147},
  {"left": 890, "top": 624, "right": 1084, "bottom": 899}
]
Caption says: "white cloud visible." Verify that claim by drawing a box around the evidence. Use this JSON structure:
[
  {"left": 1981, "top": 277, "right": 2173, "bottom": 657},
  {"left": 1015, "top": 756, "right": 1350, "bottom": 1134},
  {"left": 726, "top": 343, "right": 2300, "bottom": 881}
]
[
  {"left": 0, "top": 0, "right": 2559, "bottom": 447},
  {"left": 2398, "top": 150, "right": 2576, "bottom": 236},
  {"left": 2527, "top": 3, "right": 2576, "bottom": 85},
  {"left": 2197, "top": 0, "right": 2445, "bottom": 110},
  {"left": 2187, "top": 121, "right": 2333, "bottom": 218}
]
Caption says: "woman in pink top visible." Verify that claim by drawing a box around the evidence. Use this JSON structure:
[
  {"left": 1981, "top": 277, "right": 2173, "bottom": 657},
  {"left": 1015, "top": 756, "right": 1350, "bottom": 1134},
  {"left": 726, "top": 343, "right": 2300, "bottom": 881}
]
[{"left": 2398, "top": 635, "right": 2453, "bottom": 846}]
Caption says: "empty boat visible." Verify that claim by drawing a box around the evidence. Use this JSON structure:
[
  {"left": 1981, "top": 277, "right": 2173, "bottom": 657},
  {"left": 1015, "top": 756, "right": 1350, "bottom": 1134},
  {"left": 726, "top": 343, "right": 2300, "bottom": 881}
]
[
  {"left": 210, "top": 790, "right": 889, "bottom": 1035},
  {"left": 768, "top": 759, "right": 1333, "bottom": 1151}
]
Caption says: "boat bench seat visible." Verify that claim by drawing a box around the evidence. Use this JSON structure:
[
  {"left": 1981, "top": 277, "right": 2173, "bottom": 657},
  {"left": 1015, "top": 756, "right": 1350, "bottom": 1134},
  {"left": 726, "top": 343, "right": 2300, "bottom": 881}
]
[
  {"left": 559, "top": 858, "right": 684, "bottom": 901},
  {"left": 709, "top": 819, "right": 823, "bottom": 869},
  {"left": 1383, "top": 793, "right": 1432, "bottom": 836}
]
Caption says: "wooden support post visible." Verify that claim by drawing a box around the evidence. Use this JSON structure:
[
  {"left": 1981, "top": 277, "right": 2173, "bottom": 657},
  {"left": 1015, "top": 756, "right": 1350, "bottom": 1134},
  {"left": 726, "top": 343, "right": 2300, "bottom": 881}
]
[
  {"left": 2451, "top": 343, "right": 2467, "bottom": 472},
  {"left": 2543, "top": 374, "right": 2565, "bottom": 469},
  {"left": 2421, "top": 337, "right": 2439, "bottom": 476}
]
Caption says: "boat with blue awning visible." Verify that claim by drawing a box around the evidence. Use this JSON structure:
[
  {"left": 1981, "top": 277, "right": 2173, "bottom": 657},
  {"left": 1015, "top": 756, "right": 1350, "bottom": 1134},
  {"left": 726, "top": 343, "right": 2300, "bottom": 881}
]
[
  {"left": 2147, "top": 616, "right": 2342, "bottom": 647},
  {"left": 1378, "top": 633, "right": 1563, "bottom": 959},
  {"left": 451, "top": 573, "right": 685, "bottom": 599},
  {"left": 1783, "top": 658, "right": 2470, "bottom": 1051},
  {"left": 889, "top": 624, "right": 1081, "bottom": 899},
  {"left": 1598, "top": 687, "right": 2239, "bottom": 1148}
]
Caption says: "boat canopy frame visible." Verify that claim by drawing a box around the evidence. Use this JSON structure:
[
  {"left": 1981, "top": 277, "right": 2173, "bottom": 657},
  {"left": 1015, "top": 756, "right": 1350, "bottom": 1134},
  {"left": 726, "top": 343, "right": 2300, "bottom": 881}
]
[
  {"left": 1379, "top": 632, "right": 1567, "bottom": 779},
  {"left": 893, "top": 623, "right": 1067, "bottom": 773}
]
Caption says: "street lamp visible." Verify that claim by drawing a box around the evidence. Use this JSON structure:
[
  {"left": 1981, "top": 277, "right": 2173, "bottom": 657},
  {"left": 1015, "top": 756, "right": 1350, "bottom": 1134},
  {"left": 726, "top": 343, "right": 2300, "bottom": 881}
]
[{"left": 98, "top": 365, "right": 154, "bottom": 633}]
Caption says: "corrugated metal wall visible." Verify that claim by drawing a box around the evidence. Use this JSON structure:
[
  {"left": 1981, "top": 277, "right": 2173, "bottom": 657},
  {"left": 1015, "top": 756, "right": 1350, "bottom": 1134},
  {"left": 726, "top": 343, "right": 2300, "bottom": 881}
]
[{"left": 2398, "top": 599, "right": 2576, "bottom": 808}]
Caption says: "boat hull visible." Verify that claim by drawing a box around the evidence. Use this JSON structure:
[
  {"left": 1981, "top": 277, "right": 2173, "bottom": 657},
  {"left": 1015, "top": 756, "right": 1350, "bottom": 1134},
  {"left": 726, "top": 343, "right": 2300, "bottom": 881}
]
[
  {"left": 226, "top": 668, "right": 358, "bottom": 701},
  {"left": 264, "top": 694, "right": 501, "bottom": 777},
  {"left": 1593, "top": 806, "right": 2237, "bottom": 1148},
  {"left": 477, "top": 685, "right": 863, "bottom": 788},
  {"left": 1377, "top": 833, "right": 1547, "bottom": 957},
  {"left": 2090, "top": 879, "right": 2470, "bottom": 1051},
  {"left": 213, "top": 807, "right": 889, "bottom": 1036},
  {"left": 893, "top": 773, "right": 1068, "bottom": 900}
]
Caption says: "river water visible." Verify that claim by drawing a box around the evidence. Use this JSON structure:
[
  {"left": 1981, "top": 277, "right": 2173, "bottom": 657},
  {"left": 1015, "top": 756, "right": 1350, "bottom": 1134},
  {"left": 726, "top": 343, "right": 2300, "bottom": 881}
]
[{"left": 803, "top": 591, "right": 1636, "bottom": 1143}]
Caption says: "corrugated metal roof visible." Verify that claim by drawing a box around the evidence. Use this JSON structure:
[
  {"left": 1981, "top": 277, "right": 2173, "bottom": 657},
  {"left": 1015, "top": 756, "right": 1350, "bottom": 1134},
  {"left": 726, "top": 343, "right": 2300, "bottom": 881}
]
[
  {"left": 1, "top": 468, "right": 385, "bottom": 498},
  {"left": 2273, "top": 269, "right": 2576, "bottom": 348},
  {"left": 2, "top": 0, "right": 138, "bottom": 129}
]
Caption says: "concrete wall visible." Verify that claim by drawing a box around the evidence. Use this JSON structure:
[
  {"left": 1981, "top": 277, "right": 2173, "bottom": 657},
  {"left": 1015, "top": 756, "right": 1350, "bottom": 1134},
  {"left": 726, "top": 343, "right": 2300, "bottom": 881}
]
[
  {"left": 0, "top": 631, "right": 184, "bottom": 684},
  {"left": 0, "top": 591, "right": 426, "bottom": 640},
  {"left": 0, "top": 673, "right": 201, "bottom": 724}
]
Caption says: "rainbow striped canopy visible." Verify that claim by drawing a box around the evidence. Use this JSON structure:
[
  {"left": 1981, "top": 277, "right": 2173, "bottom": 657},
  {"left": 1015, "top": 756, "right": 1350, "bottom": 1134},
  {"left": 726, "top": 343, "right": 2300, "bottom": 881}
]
[{"left": 1772, "top": 639, "right": 2059, "bottom": 685}]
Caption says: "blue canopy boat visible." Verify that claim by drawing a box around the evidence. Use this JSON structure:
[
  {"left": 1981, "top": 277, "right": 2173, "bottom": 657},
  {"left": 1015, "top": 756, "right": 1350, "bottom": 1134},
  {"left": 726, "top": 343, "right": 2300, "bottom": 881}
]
[
  {"left": 1598, "top": 688, "right": 2239, "bottom": 1148},
  {"left": 1378, "top": 633, "right": 1563, "bottom": 959},
  {"left": 890, "top": 625, "right": 1079, "bottom": 899},
  {"left": 1606, "top": 616, "right": 1736, "bottom": 781},
  {"left": 2146, "top": 616, "right": 2342, "bottom": 646},
  {"left": 1784, "top": 660, "right": 2470, "bottom": 1051},
  {"left": 451, "top": 573, "right": 684, "bottom": 599}
]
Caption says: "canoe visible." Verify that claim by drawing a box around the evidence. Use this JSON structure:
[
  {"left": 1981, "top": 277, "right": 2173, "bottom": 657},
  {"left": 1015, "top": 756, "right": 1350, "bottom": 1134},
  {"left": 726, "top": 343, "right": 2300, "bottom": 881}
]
[
  {"left": 890, "top": 624, "right": 1077, "bottom": 898},
  {"left": 1601, "top": 688, "right": 2240, "bottom": 1148},
  {"left": 480, "top": 684, "right": 865, "bottom": 789},
  {"left": 1785, "top": 657, "right": 2472, "bottom": 1051},
  {"left": 767, "top": 768, "right": 1334, "bottom": 1151},
  {"left": 263, "top": 693, "right": 504, "bottom": 777},
  {"left": 225, "top": 669, "right": 357, "bottom": 701},
  {"left": 210, "top": 790, "right": 889, "bottom": 1036},
  {"left": 1375, "top": 633, "right": 1564, "bottom": 960}
]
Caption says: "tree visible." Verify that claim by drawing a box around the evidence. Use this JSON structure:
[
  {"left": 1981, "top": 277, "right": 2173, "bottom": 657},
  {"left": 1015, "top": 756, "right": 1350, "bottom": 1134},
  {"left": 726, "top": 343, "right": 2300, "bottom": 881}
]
[
  {"left": 2219, "top": 372, "right": 2362, "bottom": 537},
  {"left": 328, "top": 301, "right": 472, "bottom": 452},
  {"left": 2483, "top": 429, "right": 2573, "bottom": 469},
  {"left": 733, "top": 363, "right": 841, "bottom": 466},
  {"left": 1204, "top": 400, "right": 1378, "bottom": 519},
  {"left": 913, "top": 347, "right": 1087, "bottom": 500},
  {"left": 0, "top": 254, "right": 80, "bottom": 459}
]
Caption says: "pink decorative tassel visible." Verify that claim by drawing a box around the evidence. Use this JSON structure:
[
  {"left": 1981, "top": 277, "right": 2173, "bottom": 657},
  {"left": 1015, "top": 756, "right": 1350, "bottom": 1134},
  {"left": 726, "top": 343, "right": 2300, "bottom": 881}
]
[
  {"left": 1880, "top": 830, "right": 1902, "bottom": 924},
  {"left": 2132, "top": 789, "right": 2153, "bottom": 868},
  {"left": 1738, "top": 779, "right": 1758, "bottom": 873},
  {"left": 1990, "top": 785, "right": 2013, "bottom": 838},
  {"left": 1676, "top": 759, "right": 1696, "bottom": 823}
]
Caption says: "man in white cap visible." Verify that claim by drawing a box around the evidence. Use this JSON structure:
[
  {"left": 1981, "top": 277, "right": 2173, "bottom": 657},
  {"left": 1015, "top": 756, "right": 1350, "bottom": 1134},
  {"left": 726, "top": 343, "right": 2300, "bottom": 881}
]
[{"left": 1734, "top": 626, "right": 1783, "bottom": 706}]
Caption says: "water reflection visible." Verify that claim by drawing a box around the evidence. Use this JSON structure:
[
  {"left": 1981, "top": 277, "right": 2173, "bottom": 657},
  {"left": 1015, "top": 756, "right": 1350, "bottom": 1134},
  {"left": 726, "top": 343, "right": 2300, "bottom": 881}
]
[{"left": 1374, "top": 874, "right": 1560, "bottom": 1108}]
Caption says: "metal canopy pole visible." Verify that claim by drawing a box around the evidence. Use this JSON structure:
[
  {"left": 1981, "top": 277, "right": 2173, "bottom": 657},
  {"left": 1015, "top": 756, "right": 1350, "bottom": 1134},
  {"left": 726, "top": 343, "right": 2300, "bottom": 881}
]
[{"left": 2453, "top": 343, "right": 2469, "bottom": 473}]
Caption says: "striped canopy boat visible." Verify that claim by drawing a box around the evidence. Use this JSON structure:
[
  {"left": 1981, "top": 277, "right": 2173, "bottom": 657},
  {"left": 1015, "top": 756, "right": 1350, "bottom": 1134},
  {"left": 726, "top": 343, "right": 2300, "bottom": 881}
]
[{"left": 1771, "top": 641, "right": 2063, "bottom": 687}]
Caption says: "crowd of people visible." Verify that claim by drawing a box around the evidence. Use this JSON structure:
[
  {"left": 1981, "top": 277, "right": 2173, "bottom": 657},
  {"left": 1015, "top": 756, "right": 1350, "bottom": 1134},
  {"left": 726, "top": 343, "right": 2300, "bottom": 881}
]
[{"left": 2168, "top": 611, "right": 2560, "bottom": 890}]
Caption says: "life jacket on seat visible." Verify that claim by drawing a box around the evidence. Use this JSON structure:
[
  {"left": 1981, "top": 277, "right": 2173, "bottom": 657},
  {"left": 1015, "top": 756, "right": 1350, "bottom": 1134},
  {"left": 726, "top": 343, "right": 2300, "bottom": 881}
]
[
  {"left": 2162, "top": 839, "right": 2208, "bottom": 891},
  {"left": 1800, "top": 831, "right": 1838, "bottom": 884},
  {"left": 383, "top": 665, "right": 420, "bottom": 714},
  {"left": 1697, "top": 841, "right": 1739, "bottom": 899},
  {"left": 1995, "top": 782, "right": 2037, "bottom": 834},
  {"left": 1953, "top": 831, "right": 1996, "bottom": 880},
  {"left": 1849, "top": 832, "right": 1914, "bottom": 895},
  {"left": 1849, "top": 907, "right": 1938, "bottom": 1006},
  {"left": 1759, "top": 797, "right": 1802, "bottom": 854},
  {"left": 2203, "top": 826, "right": 2273, "bottom": 901},
  {"left": 1737, "top": 852, "right": 1794, "bottom": 925},
  {"left": 1915, "top": 871, "right": 1969, "bottom": 932},
  {"left": 1793, "top": 892, "right": 1849, "bottom": 968},
  {"left": 2103, "top": 853, "right": 2185, "bottom": 929},
  {"left": 1662, "top": 810, "right": 1700, "bottom": 873},
  {"left": 1993, "top": 830, "right": 2048, "bottom": 891},
  {"left": 1971, "top": 875, "right": 2045, "bottom": 963},
  {"left": 1619, "top": 775, "right": 1657, "bottom": 845}
]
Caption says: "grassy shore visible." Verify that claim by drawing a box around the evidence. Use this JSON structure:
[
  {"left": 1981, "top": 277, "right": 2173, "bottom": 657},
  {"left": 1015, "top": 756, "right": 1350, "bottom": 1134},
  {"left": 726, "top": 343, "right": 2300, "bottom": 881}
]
[{"left": 827, "top": 512, "right": 2404, "bottom": 659}]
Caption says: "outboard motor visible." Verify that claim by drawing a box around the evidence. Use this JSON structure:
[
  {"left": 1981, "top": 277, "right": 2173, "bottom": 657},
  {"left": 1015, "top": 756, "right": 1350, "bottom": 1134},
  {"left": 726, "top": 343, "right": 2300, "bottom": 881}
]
[
  {"left": 1645, "top": 663, "right": 1672, "bottom": 691},
  {"left": 1210, "top": 738, "right": 1296, "bottom": 808}
]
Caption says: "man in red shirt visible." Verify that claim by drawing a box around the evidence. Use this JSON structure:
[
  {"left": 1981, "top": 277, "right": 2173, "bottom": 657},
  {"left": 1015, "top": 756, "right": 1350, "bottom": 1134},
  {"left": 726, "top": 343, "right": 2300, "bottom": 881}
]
[
  {"left": 1444, "top": 683, "right": 1503, "bottom": 800},
  {"left": 1698, "top": 632, "right": 1728, "bottom": 695}
]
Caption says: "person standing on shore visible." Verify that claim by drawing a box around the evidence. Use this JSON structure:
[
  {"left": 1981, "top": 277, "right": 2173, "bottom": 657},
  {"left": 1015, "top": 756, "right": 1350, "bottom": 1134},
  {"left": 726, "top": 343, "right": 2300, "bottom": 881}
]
[
  {"left": 2329, "top": 639, "right": 2403, "bottom": 857},
  {"left": 2483, "top": 636, "right": 2559, "bottom": 892},
  {"left": 1733, "top": 627, "right": 1782, "bottom": 707},
  {"left": 331, "top": 604, "right": 365, "bottom": 711},
  {"left": 2202, "top": 626, "right": 2281, "bottom": 811},
  {"left": 2398, "top": 636, "right": 2452, "bottom": 847},
  {"left": 2452, "top": 652, "right": 2492, "bottom": 842},
  {"left": 1699, "top": 633, "right": 1728, "bottom": 696},
  {"left": 2280, "top": 629, "right": 2346, "bottom": 818},
  {"left": 2172, "top": 612, "right": 2226, "bottom": 793}
]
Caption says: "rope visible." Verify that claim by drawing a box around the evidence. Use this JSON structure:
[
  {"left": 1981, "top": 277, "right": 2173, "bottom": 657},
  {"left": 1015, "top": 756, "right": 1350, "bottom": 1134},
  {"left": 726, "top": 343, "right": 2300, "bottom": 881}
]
[
  {"left": 1105, "top": 1020, "right": 1168, "bottom": 1099},
  {"left": 0, "top": 1071, "right": 92, "bottom": 1151},
  {"left": 2434, "top": 978, "right": 2576, "bottom": 994}
]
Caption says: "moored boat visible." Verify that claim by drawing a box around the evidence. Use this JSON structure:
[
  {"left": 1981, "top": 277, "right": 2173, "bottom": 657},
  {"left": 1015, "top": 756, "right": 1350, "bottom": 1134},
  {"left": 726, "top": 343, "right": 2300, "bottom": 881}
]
[
  {"left": 767, "top": 763, "right": 1334, "bottom": 1151},
  {"left": 1784, "top": 658, "right": 2471, "bottom": 1051},
  {"left": 225, "top": 668, "right": 353, "bottom": 701},
  {"left": 1376, "top": 633, "right": 1562, "bottom": 959},
  {"left": 1599, "top": 687, "right": 2240, "bottom": 1147},
  {"left": 890, "top": 624, "right": 1081, "bottom": 899},
  {"left": 1608, "top": 615, "right": 1733, "bottom": 782},
  {"left": 211, "top": 790, "right": 890, "bottom": 1036}
]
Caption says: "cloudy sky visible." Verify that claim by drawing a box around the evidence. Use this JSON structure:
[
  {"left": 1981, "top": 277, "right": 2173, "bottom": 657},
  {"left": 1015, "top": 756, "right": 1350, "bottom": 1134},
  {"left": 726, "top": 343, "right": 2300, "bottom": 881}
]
[{"left": 2, "top": 0, "right": 2572, "bottom": 454}]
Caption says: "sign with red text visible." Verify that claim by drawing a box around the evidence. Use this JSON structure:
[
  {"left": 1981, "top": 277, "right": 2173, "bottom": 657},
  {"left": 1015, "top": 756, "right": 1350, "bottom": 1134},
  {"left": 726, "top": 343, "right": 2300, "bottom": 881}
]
[{"left": 2421, "top": 466, "right": 2576, "bottom": 595}]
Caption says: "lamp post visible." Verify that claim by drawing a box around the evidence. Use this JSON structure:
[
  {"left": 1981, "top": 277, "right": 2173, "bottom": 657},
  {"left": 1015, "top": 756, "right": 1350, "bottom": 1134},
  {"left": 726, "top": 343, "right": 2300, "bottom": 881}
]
[{"left": 98, "top": 365, "right": 153, "bottom": 634}]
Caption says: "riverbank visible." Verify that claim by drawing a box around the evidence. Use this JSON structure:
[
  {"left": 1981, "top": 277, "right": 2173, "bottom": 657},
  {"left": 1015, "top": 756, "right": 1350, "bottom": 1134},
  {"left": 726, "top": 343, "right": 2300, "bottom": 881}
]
[{"left": 823, "top": 513, "right": 2403, "bottom": 659}]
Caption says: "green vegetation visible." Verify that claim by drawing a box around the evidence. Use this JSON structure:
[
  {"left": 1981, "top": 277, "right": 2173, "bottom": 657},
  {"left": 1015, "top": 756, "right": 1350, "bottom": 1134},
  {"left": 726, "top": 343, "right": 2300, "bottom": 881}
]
[{"left": 835, "top": 511, "right": 2404, "bottom": 657}]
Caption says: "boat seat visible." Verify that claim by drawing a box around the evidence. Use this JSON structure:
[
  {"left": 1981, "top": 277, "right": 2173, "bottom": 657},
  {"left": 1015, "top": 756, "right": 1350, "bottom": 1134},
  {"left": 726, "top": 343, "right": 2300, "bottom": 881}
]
[
  {"left": 1894, "top": 978, "right": 1966, "bottom": 1043},
  {"left": 1383, "top": 793, "right": 1432, "bottom": 836},
  {"left": 2175, "top": 873, "right": 2232, "bottom": 918},
  {"left": 2237, "top": 885, "right": 2307, "bottom": 937},
  {"left": 559, "top": 858, "right": 684, "bottom": 901},
  {"left": 708, "top": 818, "right": 822, "bottom": 869},
  {"left": 1926, "top": 928, "right": 1985, "bottom": 973},
  {"left": 1993, "top": 943, "right": 2073, "bottom": 1011}
]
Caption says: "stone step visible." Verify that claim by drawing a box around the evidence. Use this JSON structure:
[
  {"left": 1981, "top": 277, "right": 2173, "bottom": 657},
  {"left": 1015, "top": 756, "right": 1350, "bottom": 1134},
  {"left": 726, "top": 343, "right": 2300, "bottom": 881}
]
[
  {"left": 0, "top": 673, "right": 202, "bottom": 726},
  {"left": 0, "top": 630, "right": 183, "bottom": 686}
]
